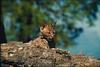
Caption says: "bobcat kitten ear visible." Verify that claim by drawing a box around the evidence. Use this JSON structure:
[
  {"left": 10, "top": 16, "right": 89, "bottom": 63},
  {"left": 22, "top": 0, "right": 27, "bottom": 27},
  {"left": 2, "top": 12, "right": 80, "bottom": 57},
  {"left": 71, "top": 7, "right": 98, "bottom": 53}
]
[
  {"left": 40, "top": 24, "right": 46, "bottom": 31},
  {"left": 40, "top": 26, "right": 43, "bottom": 32},
  {"left": 51, "top": 22, "right": 56, "bottom": 27}
]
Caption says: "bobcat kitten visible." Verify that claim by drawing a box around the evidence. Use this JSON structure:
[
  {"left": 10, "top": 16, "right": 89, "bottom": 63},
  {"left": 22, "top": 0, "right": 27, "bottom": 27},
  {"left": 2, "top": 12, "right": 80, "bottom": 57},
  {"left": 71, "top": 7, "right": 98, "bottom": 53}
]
[{"left": 28, "top": 23, "right": 56, "bottom": 49}]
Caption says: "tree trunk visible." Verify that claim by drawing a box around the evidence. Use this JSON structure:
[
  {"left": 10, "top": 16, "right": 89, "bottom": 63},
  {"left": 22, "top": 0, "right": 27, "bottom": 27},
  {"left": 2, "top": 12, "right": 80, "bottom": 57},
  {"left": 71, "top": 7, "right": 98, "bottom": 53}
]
[{"left": 0, "top": 0, "right": 7, "bottom": 44}]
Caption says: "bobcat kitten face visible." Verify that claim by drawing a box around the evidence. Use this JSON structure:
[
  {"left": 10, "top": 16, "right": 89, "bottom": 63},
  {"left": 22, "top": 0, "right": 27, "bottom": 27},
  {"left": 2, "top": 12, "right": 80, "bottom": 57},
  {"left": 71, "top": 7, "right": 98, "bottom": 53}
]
[{"left": 40, "top": 24, "right": 55, "bottom": 40}]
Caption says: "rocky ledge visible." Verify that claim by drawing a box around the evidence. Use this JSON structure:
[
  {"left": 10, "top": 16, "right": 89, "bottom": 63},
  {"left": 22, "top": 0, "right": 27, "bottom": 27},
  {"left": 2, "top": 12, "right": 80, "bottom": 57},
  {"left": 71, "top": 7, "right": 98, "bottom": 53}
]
[{"left": 1, "top": 41, "right": 100, "bottom": 67}]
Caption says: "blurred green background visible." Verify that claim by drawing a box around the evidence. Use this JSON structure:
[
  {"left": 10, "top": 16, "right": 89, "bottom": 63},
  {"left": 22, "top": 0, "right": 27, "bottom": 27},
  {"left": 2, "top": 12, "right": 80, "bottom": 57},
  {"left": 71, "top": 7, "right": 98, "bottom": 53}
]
[{"left": 1, "top": 0, "right": 100, "bottom": 58}]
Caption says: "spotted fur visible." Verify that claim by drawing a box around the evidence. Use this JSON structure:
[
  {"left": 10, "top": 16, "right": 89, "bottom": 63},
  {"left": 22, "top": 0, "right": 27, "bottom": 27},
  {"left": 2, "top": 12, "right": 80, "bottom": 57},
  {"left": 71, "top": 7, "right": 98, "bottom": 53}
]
[{"left": 28, "top": 23, "right": 56, "bottom": 49}]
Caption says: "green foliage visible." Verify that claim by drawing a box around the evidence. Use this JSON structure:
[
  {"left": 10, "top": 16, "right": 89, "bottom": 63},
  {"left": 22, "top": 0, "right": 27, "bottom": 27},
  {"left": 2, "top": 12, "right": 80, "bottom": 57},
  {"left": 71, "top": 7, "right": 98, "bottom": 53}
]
[{"left": 2, "top": 0, "right": 100, "bottom": 48}]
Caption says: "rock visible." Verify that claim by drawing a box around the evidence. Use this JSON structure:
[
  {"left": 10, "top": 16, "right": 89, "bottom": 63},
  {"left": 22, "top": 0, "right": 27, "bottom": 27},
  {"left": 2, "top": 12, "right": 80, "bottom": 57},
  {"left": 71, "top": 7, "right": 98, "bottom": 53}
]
[{"left": 1, "top": 42, "right": 100, "bottom": 67}]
